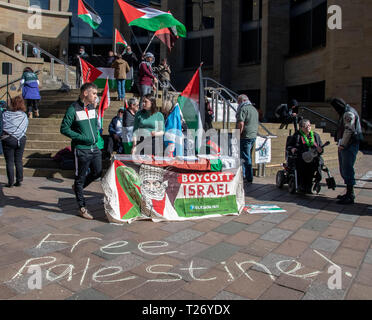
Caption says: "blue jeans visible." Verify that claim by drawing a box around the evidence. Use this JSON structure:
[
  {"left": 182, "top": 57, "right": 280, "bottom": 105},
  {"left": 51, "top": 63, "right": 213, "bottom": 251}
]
[
  {"left": 338, "top": 142, "right": 359, "bottom": 186},
  {"left": 117, "top": 79, "right": 126, "bottom": 100},
  {"left": 240, "top": 138, "right": 256, "bottom": 182}
]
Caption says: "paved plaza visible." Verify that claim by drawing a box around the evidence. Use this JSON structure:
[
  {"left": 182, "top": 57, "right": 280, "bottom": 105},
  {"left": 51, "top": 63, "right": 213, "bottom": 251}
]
[{"left": 0, "top": 152, "right": 372, "bottom": 300}]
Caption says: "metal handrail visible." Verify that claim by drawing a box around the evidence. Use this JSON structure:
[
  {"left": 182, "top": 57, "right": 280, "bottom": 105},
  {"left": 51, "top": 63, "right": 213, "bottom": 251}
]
[
  {"left": 21, "top": 40, "right": 74, "bottom": 88},
  {"left": 0, "top": 70, "right": 41, "bottom": 101},
  {"left": 21, "top": 40, "right": 73, "bottom": 72},
  {"left": 299, "top": 106, "right": 338, "bottom": 126},
  {"left": 203, "top": 77, "right": 238, "bottom": 99},
  {"left": 205, "top": 83, "right": 277, "bottom": 138}
]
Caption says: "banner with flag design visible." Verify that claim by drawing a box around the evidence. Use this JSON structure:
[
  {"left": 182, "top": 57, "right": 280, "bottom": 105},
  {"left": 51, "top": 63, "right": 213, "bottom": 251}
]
[{"left": 102, "top": 157, "right": 244, "bottom": 224}]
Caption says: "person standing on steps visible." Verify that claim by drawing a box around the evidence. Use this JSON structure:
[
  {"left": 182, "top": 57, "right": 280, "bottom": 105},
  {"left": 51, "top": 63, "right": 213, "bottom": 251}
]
[
  {"left": 19, "top": 67, "right": 41, "bottom": 118},
  {"left": 60, "top": 83, "right": 102, "bottom": 220}
]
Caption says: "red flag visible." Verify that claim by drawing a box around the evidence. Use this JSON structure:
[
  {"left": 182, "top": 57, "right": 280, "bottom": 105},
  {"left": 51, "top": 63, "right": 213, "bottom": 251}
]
[
  {"left": 79, "top": 57, "right": 102, "bottom": 84},
  {"left": 98, "top": 78, "right": 110, "bottom": 127},
  {"left": 154, "top": 27, "right": 178, "bottom": 52},
  {"left": 115, "top": 29, "right": 128, "bottom": 46}
]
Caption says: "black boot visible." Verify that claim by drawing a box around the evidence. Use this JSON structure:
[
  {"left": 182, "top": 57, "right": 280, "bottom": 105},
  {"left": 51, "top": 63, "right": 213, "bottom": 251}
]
[{"left": 337, "top": 185, "right": 355, "bottom": 205}]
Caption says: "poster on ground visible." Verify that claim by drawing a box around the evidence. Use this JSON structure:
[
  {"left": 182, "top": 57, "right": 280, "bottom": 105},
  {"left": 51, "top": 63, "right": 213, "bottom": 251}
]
[
  {"left": 102, "top": 156, "right": 245, "bottom": 223},
  {"left": 243, "top": 204, "right": 286, "bottom": 214}
]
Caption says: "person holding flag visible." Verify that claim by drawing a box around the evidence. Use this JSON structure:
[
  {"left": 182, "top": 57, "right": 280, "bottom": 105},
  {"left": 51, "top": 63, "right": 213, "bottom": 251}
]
[{"left": 60, "top": 83, "right": 102, "bottom": 220}]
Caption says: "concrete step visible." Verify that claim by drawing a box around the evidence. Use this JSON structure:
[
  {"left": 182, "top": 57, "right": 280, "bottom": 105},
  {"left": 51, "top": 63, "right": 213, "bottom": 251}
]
[
  {"left": 22, "top": 148, "right": 60, "bottom": 158},
  {"left": 26, "top": 140, "right": 72, "bottom": 150}
]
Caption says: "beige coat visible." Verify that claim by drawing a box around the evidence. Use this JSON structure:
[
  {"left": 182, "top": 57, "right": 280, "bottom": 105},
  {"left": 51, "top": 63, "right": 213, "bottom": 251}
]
[{"left": 112, "top": 58, "right": 130, "bottom": 80}]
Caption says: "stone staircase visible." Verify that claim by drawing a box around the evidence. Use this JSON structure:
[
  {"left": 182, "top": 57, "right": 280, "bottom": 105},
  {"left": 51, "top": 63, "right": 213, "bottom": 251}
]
[{"left": 0, "top": 89, "right": 341, "bottom": 179}]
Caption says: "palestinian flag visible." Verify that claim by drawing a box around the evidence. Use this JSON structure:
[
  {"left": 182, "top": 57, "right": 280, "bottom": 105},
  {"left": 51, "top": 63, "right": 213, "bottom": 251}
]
[
  {"left": 177, "top": 66, "right": 205, "bottom": 152},
  {"left": 79, "top": 57, "right": 102, "bottom": 84},
  {"left": 94, "top": 67, "right": 132, "bottom": 90},
  {"left": 155, "top": 27, "right": 178, "bottom": 52},
  {"left": 115, "top": 28, "right": 128, "bottom": 47},
  {"left": 96, "top": 78, "right": 110, "bottom": 149},
  {"left": 78, "top": 0, "right": 102, "bottom": 30},
  {"left": 117, "top": 0, "right": 186, "bottom": 38},
  {"left": 98, "top": 77, "right": 110, "bottom": 131}
]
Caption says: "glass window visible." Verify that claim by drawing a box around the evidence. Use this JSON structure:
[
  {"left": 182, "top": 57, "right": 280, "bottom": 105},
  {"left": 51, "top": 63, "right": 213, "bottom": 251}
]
[
  {"left": 240, "top": 0, "right": 261, "bottom": 64},
  {"left": 30, "top": 0, "right": 49, "bottom": 10},
  {"left": 290, "top": 0, "right": 327, "bottom": 55},
  {"left": 287, "top": 81, "right": 326, "bottom": 102},
  {"left": 184, "top": 36, "right": 214, "bottom": 68},
  {"left": 185, "top": 0, "right": 215, "bottom": 31}
]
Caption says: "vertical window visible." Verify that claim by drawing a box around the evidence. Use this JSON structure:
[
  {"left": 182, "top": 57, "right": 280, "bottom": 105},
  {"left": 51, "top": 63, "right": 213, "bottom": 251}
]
[
  {"left": 184, "top": 37, "right": 214, "bottom": 68},
  {"left": 185, "top": 0, "right": 215, "bottom": 31},
  {"left": 290, "top": 0, "right": 327, "bottom": 55},
  {"left": 240, "top": 0, "right": 261, "bottom": 64}
]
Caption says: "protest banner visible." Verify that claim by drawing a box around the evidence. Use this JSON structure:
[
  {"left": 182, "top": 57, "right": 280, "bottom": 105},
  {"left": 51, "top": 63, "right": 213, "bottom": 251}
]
[{"left": 102, "top": 156, "right": 245, "bottom": 223}]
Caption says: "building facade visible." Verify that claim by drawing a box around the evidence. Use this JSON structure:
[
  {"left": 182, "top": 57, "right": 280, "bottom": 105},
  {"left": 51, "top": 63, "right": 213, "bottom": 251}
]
[{"left": 158, "top": 0, "right": 372, "bottom": 122}]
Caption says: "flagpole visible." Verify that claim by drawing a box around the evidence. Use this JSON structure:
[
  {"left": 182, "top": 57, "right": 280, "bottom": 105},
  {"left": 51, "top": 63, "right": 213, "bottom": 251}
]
[
  {"left": 143, "top": 32, "right": 156, "bottom": 55},
  {"left": 128, "top": 26, "right": 143, "bottom": 57},
  {"left": 114, "top": 29, "right": 117, "bottom": 54}
]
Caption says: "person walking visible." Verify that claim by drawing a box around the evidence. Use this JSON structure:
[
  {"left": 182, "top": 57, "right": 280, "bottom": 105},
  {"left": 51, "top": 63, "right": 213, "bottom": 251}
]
[
  {"left": 1, "top": 96, "right": 28, "bottom": 187},
  {"left": 111, "top": 54, "right": 130, "bottom": 101},
  {"left": 19, "top": 67, "right": 41, "bottom": 118},
  {"left": 330, "top": 98, "right": 363, "bottom": 205},
  {"left": 60, "top": 83, "right": 102, "bottom": 220},
  {"left": 236, "top": 94, "right": 259, "bottom": 185}
]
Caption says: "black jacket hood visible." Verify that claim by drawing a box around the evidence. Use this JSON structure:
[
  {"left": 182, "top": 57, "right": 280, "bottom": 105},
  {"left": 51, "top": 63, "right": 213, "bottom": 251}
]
[{"left": 330, "top": 98, "right": 347, "bottom": 116}]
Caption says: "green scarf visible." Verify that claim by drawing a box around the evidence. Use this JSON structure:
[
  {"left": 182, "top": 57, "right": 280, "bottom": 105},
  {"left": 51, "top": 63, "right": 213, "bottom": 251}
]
[{"left": 300, "top": 130, "right": 315, "bottom": 147}]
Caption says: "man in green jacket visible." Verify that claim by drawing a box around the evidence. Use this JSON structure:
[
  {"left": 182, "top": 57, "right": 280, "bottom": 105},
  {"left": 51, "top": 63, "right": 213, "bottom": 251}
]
[{"left": 60, "top": 83, "right": 102, "bottom": 220}]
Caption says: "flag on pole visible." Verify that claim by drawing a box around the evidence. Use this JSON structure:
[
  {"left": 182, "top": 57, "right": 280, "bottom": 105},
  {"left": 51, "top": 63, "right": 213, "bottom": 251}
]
[
  {"left": 117, "top": 0, "right": 186, "bottom": 37},
  {"left": 79, "top": 58, "right": 103, "bottom": 84},
  {"left": 78, "top": 0, "right": 102, "bottom": 30},
  {"left": 154, "top": 27, "right": 178, "bottom": 52},
  {"left": 115, "top": 28, "right": 128, "bottom": 47},
  {"left": 177, "top": 65, "right": 205, "bottom": 152},
  {"left": 98, "top": 77, "right": 110, "bottom": 131},
  {"left": 164, "top": 103, "right": 183, "bottom": 157}
]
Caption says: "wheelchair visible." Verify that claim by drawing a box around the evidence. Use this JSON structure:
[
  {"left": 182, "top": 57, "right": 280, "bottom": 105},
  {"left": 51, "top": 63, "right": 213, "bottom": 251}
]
[{"left": 275, "top": 136, "right": 336, "bottom": 194}]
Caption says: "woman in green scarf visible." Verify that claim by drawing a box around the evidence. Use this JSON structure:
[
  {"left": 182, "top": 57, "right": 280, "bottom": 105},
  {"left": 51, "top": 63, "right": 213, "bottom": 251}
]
[{"left": 287, "top": 119, "right": 323, "bottom": 194}]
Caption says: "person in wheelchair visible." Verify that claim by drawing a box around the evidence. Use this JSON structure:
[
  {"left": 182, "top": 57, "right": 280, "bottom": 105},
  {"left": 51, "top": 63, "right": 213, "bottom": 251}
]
[{"left": 287, "top": 119, "right": 323, "bottom": 194}]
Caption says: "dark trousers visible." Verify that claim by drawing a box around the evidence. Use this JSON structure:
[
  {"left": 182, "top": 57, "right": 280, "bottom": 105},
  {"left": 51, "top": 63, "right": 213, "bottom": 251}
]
[
  {"left": 296, "top": 158, "right": 318, "bottom": 191},
  {"left": 107, "top": 134, "right": 123, "bottom": 155},
  {"left": 27, "top": 99, "right": 39, "bottom": 113},
  {"left": 339, "top": 142, "right": 359, "bottom": 186},
  {"left": 240, "top": 138, "right": 256, "bottom": 182},
  {"left": 73, "top": 147, "right": 102, "bottom": 208},
  {"left": 2, "top": 135, "right": 26, "bottom": 185}
]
